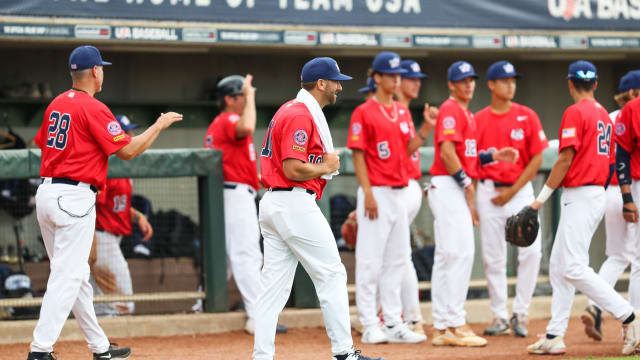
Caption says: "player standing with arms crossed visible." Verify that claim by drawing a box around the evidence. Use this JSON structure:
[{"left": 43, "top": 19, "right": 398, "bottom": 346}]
[
  {"left": 475, "top": 61, "right": 547, "bottom": 338},
  {"left": 348, "top": 52, "right": 431, "bottom": 344},
  {"left": 28, "top": 45, "right": 182, "bottom": 360},
  {"left": 253, "top": 57, "right": 382, "bottom": 360},
  {"left": 526, "top": 60, "right": 640, "bottom": 356},
  {"left": 428, "top": 61, "right": 517, "bottom": 347},
  {"left": 582, "top": 70, "right": 640, "bottom": 341}
]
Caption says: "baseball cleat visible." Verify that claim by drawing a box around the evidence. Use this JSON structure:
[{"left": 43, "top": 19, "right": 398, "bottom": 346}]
[
  {"left": 527, "top": 335, "right": 566, "bottom": 355},
  {"left": 406, "top": 319, "right": 426, "bottom": 335},
  {"left": 622, "top": 311, "right": 640, "bottom": 355},
  {"left": 93, "top": 343, "right": 131, "bottom": 360},
  {"left": 581, "top": 305, "right": 603, "bottom": 341},
  {"left": 382, "top": 322, "right": 427, "bottom": 343},
  {"left": 361, "top": 323, "right": 388, "bottom": 344},
  {"left": 484, "top": 318, "right": 510, "bottom": 336},
  {"left": 26, "top": 352, "right": 57, "bottom": 360},
  {"left": 431, "top": 328, "right": 449, "bottom": 346},
  {"left": 510, "top": 313, "right": 529, "bottom": 338},
  {"left": 332, "top": 349, "right": 386, "bottom": 360},
  {"left": 446, "top": 325, "right": 488, "bottom": 347}
]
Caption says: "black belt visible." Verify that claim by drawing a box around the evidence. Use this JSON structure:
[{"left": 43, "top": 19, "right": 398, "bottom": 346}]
[
  {"left": 481, "top": 179, "right": 513, "bottom": 188},
  {"left": 43, "top": 177, "right": 98, "bottom": 193},
  {"left": 391, "top": 186, "right": 406, "bottom": 189},
  {"left": 271, "top": 187, "right": 315, "bottom": 196},
  {"left": 223, "top": 183, "right": 256, "bottom": 195}
]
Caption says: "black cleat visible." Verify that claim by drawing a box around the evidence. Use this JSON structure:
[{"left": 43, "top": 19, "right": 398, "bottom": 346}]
[
  {"left": 27, "top": 352, "right": 57, "bottom": 360},
  {"left": 581, "top": 305, "right": 603, "bottom": 341},
  {"left": 332, "top": 349, "right": 386, "bottom": 360},
  {"left": 93, "top": 343, "right": 131, "bottom": 360}
]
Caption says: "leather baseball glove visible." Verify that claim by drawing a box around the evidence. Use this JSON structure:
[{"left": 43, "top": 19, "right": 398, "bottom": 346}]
[{"left": 505, "top": 205, "right": 539, "bottom": 247}]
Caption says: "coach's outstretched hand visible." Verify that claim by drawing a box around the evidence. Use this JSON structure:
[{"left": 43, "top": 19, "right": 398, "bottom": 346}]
[{"left": 156, "top": 112, "right": 183, "bottom": 130}]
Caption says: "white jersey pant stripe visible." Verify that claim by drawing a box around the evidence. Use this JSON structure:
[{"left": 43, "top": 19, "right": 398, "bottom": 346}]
[
  {"left": 91, "top": 231, "right": 134, "bottom": 316},
  {"left": 546, "top": 186, "right": 634, "bottom": 337},
  {"left": 31, "top": 183, "right": 110, "bottom": 354},
  {"left": 224, "top": 185, "right": 263, "bottom": 320},
  {"left": 253, "top": 189, "right": 352, "bottom": 360},
  {"left": 356, "top": 186, "right": 411, "bottom": 327},
  {"left": 401, "top": 179, "right": 423, "bottom": 323},
  {"left": 427, "top": 176, "right": 474, "bottom": 330},
  {"left": 477, "top": 180, "right": 541, "bottom": 319}
]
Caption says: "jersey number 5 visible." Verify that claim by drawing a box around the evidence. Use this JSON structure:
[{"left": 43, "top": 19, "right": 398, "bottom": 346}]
[
  {"left": 46, "top": 111, "right": 71, "bottom": 150},
  {"left": 597, "top": 121, "right": 612, "bottom": 155}
]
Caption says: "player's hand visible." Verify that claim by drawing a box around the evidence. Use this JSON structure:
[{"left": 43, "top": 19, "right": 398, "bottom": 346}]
[
  {"left": 364, "top": 190, "right": 379, "bottom": 220},
  {"left": 623, "top": 202, "right": 639, "bottom": 223},
  {"left": 243, "top": 74, "right": 255, "bottom": 97},
  {"left": 464, "top": 185, "right": 479, "bottom": 226},
  {"left": 322, "top": 152, "right": 340, "bottom": 174},
  {"left": 422, "top": 104, "right": 438, "bottom": 134},
  {"left": 530, "top": 201, "right": 543, "bottom": 211},
  {"left": 494, "top": 147, "right": 519, "bottom": 163},
  {"left": 491, "top": 186, "right": 516, "bottom": 206},
  {"left": 138, "top": 214, "right": 154, "bottom": 242},
  {"left": 156, "top": 112, "right": 183, "bottom": 131}
]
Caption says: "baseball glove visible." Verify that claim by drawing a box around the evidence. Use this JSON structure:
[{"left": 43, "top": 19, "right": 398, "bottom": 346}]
[
  {"left": 341, "top": 210, "right": 358, "bottom": 249},
  {"left": 505, "top": 205, "right": 539, "bottom": 247}
]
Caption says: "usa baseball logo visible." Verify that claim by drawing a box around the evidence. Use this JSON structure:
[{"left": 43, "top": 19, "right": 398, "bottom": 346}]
[
  {"left": 616, "top": 122, "right": 626, "bottom": 136},
  {"left": 107, "top": 121, "right": 123, "bottom": 135},
  {"left": 400, "top": 121, "right": 409, "bottom": 134},
  {"left": 293, "top": 129, "right": 308, "bottom": 146},
  {"left": 351, "top": 123, "right": 362, "bottom": 135},
  {"left": 443, "top": 116, "right": 456, "bottom": 130},
  {"left": 510, "top": 128, "right": 525, "bottom": 141}
]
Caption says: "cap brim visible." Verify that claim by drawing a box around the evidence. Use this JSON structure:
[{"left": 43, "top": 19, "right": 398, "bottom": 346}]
[
  {"left": 488, "top": 74, "right": 522, "bottom": 80},
  {"left": 378, "top": 68, "right": 408, "bottom": 74},
  {"left": 328, "top": 74, "right": 353, "bottom": 81},
  {"left": 101, "top": 61, "right": 112, "bottom": 66},
  {"left": 566, "top": 75, "right": 597, "bottom": 82},
  {"left": 402, "top": 73, "right": 428, "bottom": 79},
  {"left": 450, "top": 73, "right": 479, "bottom": 81}
]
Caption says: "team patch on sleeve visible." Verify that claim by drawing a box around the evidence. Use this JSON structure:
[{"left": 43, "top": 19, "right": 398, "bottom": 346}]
[
  {"left": 107, "top": 121, "right": 123, "bottom": 135},
  {"left": 442, "top": 116, "right": 456, "bottom": 135},
  {"left": 616, "top": 122, "right": 626, "bottom": 136},
  {"left": 113, "top": 134, "right": 126, "bottom": 142},
  {"left": 561, "top": 127, "right": 576, "bottom": 139},
  {"left": 292, "top": 145, "right": 305, "bottom": 152},
  {"left": 293, "top": 129, "right": 308, "bottom": 146}
]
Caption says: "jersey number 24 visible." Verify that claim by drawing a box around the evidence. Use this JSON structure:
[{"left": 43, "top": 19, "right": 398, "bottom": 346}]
[
  {"left": 597, "top": 121, "right": 612, "bottom": 155},
  {"left": 46, "top": 111, "right": 71, "bottom": 150}
]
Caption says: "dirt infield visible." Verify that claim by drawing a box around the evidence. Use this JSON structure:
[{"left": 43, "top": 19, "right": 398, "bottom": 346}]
[{"left": 2, "top": 317, "right": 637, "bottom": 359}]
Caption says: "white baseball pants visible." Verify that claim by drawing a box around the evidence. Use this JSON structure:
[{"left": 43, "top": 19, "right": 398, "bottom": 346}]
[
  {"left": 224, "top": 183, "right": 263, "bottom": 321},
  {"left": 477, "top": 180, "right": 541, "bottom": 319},
  {"left": 427, "top": 176, "right": 475, "bottom": 330},
  {"left": 254, "top": 189, "right": 352, "bottom": 360},
  {"left": 356, "top": 186, "right": 411, "bottom": 328},
  {"left": 91, "top": 231, "right": 134, "bottom": 316},
  {"left": 31, "top": 182, "right": 110, "bottom": 354},
  {"left": 546, "top": 186, "right": 634, "bottom": 337},
  {"left": 401, "top": 179, "right": 423, "bottom": 323}
]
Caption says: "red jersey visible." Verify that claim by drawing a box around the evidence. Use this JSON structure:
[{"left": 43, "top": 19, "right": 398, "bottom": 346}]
[
  {"left": 34, "top": 90, "right": 131, "bottom": 189},
  {"left": 429, "top": 98, "right": 478, "bottom": 178},
  {"left": 347, "top": 99, "right": 413, "bottom": 187},
  {"left": 204, "top": 112, "right": 259, "bottom": 191},
  {"left": 614, "top": 97, "right": 640, "bottom": 180},
  {"left": 260, "top": 100, "right": 327, "bottom": 199},
  {"left": 475, "top": 103, "right": 548, "bottom": 184},
  {"left": 608, "top": 111, "right": 621, "bottom": 185},
  {"left": 559, "top": 99, "right": 613, "bottom": 187},
  {"left": 407, "top": 120, "right": 422, "bottom": 180},
  {"left": 96, "top": 178, "right": 133, "bottom": 235}
]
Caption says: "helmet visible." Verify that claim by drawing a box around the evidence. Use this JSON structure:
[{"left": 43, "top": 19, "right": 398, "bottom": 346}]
[{"left": 216, "top": 75, "right": 244, "bottom": 99}]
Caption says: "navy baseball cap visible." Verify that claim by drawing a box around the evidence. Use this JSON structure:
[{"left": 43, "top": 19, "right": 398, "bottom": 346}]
[
  {"left": 116, "top": 115, "right": 139, "bottom": 131},
  {"left": 487, "top": 61, "right": 521, "bottom": 80},
  {"left": 358, "top": 77, "right": 377, "bottom": 93},
  {"left": 619, "top": 70, "right": 640, "bottom": 93},
  {"left": 400, "top": 60, "right": 427, "bottom": 79},
  {"left": 69, "top": 45, "right": 111, "bottom": 72},
  {"left": 301, "top": 57, "right": 352, "bottom": 82},
  {"left": 567, "top": 60, "right": 597, "bottom": 82},
  {"left": 448, "top": 61, "right": 478, "bottom": 82},
  {"left": 372, "top": 51, "right": 407, "bottom": 74}
]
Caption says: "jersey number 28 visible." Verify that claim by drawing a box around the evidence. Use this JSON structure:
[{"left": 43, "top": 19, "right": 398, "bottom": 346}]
[
  {"left": 46, "top": 111, "right": 71, "bottom": 150},
  {"left": 597, "top": 121, "right": 612, "bottom": 155}
]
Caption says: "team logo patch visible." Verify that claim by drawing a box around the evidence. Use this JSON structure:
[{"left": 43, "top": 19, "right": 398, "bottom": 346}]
[
  {"left": 229, "top": 114, "right": 240, "bottom": 122},
  {"left": 510, "top": 128, "right": 524, "bottom": 141},
  {"left": 561, "top": 127, "right": 576, "bottom": 139},
  {"left": 443, "top": 116, "right": 456, "bottom": 130},
  {"left": 351, "top": 122, "right": 362, "bottom": 135},
  {"left": 502, "top": 63, "right": 515, "bottom": 74},
  {"left": 616, "top": 122, "right": 626, "bottom": 136},
  {"left": 458, "top": 62, "right": 471, "bottom": 73},
  {"left": 539, "top": 130, "right": 547, "bottom": 141},
  {"left": 411, "top": 63, "right": 421, "bottom": 73},
  {"left": 389, "top": 57, "right": 400, "bottom": 68},
  {"left": 107, "top": 121, "right": 123, "bottom": 135},
  {"left": 293, "top": 129, "right": 308, "bottom": 146},
  {"left": 400, "top": 122, "right": 409, "bottom": 134}
]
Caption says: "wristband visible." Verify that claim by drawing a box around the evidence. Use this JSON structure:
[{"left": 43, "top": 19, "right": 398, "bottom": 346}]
[
  {"left": 452, "top": 169, "right": 472, "bottom": 188},
  {"left": 623, "top": 192, "right": 634, "bottom": 204},
  {"left": 479, "top": 150, "right": 495, "bottom": 166},
  {"left": 535, "top": 184, "right": 554, "bottom": 204}
]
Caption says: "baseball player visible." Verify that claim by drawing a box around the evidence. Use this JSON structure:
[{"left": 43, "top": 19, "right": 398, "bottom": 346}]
[
  {"left": 582, "top": 70, "right": 640, "bottom": 341},
  {"left": 348, "top": 51, "right": 432, "bottom": 344},
  {"left": 526, "top": 60, "right": 640, "bottom": 356},
  {"left": 395, "top": 59, "right": 434, "bottom": 334},
  {"left": 358, "top": 77, "right": 377, "bottom": 101},
  {"left": 28, "top": 45, "right": 182, "bottom": 360},
  {"left": 253, "top": 57, "right": 382, "bottom": 360},
  {"left": 90, "top": 115, "right": 153, "bottom": 317},
  {"left": 476, "top": 61, "right": 547, "bottom": 338},
  {"left": 427, "top": 61, "right": 517, "bottom": 347}
]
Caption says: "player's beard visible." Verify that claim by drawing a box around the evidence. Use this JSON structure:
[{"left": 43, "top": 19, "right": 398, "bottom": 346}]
[{"left": 325, "top": 87, "right": 338, "bottom": 105}]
